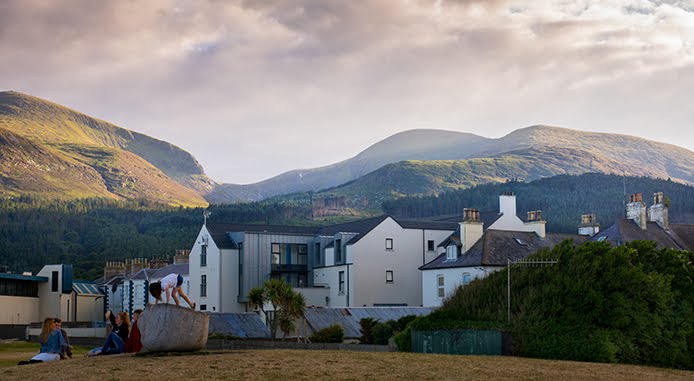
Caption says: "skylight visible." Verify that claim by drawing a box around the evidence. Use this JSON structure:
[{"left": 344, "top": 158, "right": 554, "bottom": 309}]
[{"left": 514, "top": 237, "right": 527, "bottom": 246}]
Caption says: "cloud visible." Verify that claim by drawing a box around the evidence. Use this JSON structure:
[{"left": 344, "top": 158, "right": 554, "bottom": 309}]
[{"left": 1, "top": 0, "right": 693, "bottom": 183}]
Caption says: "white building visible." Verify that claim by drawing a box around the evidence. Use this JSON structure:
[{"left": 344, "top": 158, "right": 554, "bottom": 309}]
[
  {"left": 420, "top": 192, "right": 584, "bottom": 308},
  {"left": 189, "top": 216, "right": 456, "bottom": 313}
]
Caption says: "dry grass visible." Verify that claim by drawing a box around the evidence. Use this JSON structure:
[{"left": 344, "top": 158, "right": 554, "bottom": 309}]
[{"left": 0, "top": 348, "right": 692, "bottom": 381}]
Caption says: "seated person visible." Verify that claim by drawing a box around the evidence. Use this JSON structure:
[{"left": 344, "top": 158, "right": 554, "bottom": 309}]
[
  {"left": 87, "top": 311, "right": 130, "bottom": 356},
  {"left": 149, "top": 273, "right": 195, "bottom": 309},
  {"left": 18, "top": 317, "right": 66, "bottom": 365},
  {"left": 125, "top": 309, "right": 143, "bottom": 353},
  {"left": 54, "top": 317, "right": 72, "bottom": 359}
]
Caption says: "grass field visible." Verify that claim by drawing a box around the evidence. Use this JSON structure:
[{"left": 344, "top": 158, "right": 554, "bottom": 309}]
[{"left": 0, "top": 342, "right": 692, "bottom": 381}]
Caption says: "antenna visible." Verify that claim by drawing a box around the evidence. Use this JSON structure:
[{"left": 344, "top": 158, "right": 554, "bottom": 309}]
[{"left": 203, "top": 210, "right": 211, "bottom": 226}]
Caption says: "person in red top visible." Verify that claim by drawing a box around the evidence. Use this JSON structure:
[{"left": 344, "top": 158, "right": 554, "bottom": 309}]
[{"left": 125, "top": 309, "right": 143, "bottom": 353}]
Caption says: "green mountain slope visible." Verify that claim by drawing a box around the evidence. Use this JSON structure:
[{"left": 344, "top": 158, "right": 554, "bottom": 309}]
[
  {"left": 0, "top": 91, "right": 211, "bottom": 206},
  {"left": 308, "top": 146, "right": 621, "bottom": 211},
  {"left": 212, "top": 125, "right": 694, "bottom": 203}
]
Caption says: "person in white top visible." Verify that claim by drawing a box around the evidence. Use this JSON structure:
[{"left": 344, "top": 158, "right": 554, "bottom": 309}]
[{"left": 149, "top": 273, "right": 196, "bottom": 309}]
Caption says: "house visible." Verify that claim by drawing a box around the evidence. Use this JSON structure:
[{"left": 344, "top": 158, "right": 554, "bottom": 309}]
[
  {"left": 0, "top": 264, "right": 104, "bottom": 326},
  {"left": 189, "top": 216, "right": 456, "bottom": 313},
  {"left": 591, "top": 192, "right": 694, "bottom": 250},
  {"left": 419, "top": 193, "right": 586, "bottom": 308}
]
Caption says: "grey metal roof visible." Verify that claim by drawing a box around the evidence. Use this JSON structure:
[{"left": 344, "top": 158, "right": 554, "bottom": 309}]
[
  {"left": 72, "top": 282, "right": 104, "bottom": 296},
  {"left": 303, "top": 307, "right": 433, "bottom": 339},
  {"left": 208, "top": 313, "right": 270, "bottom": 338},
  {"left": 421, "top": 230, "right": 586, "bottom": 270}
]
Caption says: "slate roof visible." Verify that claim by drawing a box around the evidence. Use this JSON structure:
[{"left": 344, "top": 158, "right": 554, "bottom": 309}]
[
  {"left": 426, "top": 210, "right": 502, "bottom": 230},
  {"left": 150, "top": 263, "right": 189, "bottom": 279},
  {"left": 303, "top": 307, "right": 433, "bottom": 339},
  {"left": 591, "top": 220, "right": 694, "bottom": 251},
  {"left": 208, "top": 313, "right": 270, "bottom": 338},
  {"left": 95, "top": 274, "right": 124, "bottom": 287},
  {"left": 127, "top": 268, "right": 157, "bottom": 281},
  {"left": 421, "top": 230, "right": 586, "bottom": 270}
]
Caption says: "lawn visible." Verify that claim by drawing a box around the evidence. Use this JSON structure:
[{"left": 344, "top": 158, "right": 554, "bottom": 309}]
[
  {"left": 0, "top": 344, "right": 692, "bottom": 381},
  {"left": 0, "top": 340, "right": 91, "bottom": 368}
]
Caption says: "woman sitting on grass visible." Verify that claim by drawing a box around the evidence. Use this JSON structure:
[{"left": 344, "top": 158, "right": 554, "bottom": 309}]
[
  {"left": 149, "top": 273, "right": 195, "bottom": 309},
  {"left": 87, "top": 311, "right": 130, "bottom": 356},
  {"left": 18, "top": 317, "right": 66, "bottom": 365}
]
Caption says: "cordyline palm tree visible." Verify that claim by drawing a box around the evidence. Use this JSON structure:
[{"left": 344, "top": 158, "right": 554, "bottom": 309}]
[{"left": 248, "top": 278, "right": 306, "bottom": 340}]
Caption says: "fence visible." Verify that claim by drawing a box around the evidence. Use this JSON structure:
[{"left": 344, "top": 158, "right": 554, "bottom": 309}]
[{"left": 411, "top": 329, "right": 506, "bottom": 355}]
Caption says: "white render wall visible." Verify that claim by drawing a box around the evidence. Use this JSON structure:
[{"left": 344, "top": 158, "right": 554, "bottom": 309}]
[
  {"left": 313, "top": 264, "right": 351, "bottom": 307},
  {"left": 421, "top": 266, "right": 503, "bottom": 308},
  {"left": 189, "top": 225, "right": 221, "bottom": 313},
  {"left": 350, "top": 217, "right": 450, "bottom": 307}
]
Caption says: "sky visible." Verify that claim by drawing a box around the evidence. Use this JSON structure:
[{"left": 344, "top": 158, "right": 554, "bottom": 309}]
[{"left": 1, "top": 0, "right": 693, "bottom": 184}]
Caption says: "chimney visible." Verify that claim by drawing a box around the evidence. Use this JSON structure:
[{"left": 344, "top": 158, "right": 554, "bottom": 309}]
[
  {"left": 103, "top": 261, "right": 126, "bottom": 280},
  {"left": 578, "top": 214, "right": 600, "bottom": 236},
  {"left": 174, "top": 249, "right": 191, "bottom": 264},
  {"left": 460, "top": 208, "right": 484, "bottom": 255},
  {"left": 524, "top": 210, "right": 546, "bottom": 238},
  {"left": 626, "top": 193, "right": 647, "bottom": 230},
  {"left": 499, "top": 192, "right": 516, "bottom": 216},
  {"left": 649, "top": 192, "right": 669, "bottom": 229}
]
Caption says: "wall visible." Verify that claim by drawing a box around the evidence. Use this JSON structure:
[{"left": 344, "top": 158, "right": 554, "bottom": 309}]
[
  {"left": 313, "top": 264, "right": 350, "bottom": 307},
  {"left": 37, "top": 265, "right": 66, "bottom": 320},
  {"left": 421, "top": 266, "right": 503, "bottom": 308},
  {"left": 0, "top": 295, "right": 39, "bottom": 324},
  {"left": 295, "top": 287, "right": 330, "bottom": 308},
  {"left": 74, "top": 295, "right": 104, "bottom": 322},
  {"left": 190, "top": 225, "right": 221, "bottom": 313}
]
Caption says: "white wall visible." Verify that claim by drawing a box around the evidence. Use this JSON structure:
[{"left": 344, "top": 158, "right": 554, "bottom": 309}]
[
  {"left": 313, "top": 264, "right": 350, "bottom": 307},
  {"left": 421, "top": 266, "right": 503, "bottom": 307},
  {"left": 0, "top": 296, "right": 39, "bottom": 324},
  {"left": 296, "top": 287, "right": 330, "bottom": 307},
  {"left": 37, "top": 265, "right": 66, "bottom": 320}
]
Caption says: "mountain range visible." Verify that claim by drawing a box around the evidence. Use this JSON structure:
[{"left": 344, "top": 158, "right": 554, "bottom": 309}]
[{"left": 1, "top": 91, "right": 693, "bottom": 208}]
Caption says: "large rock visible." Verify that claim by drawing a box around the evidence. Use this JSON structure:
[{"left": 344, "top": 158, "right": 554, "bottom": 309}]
[{"left": 138, "top": 303, "right": 209, "bottom": 352}]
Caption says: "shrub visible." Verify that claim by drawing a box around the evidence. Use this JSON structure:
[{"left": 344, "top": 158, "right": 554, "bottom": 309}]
[
  {"left": 310, "top": 324, "right": 345, "bottom": 343},
  {"left": 359, "top": 317, "right": 379, "bottom": 344}
]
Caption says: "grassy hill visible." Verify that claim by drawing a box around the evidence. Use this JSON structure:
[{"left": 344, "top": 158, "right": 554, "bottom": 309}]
[
  {"left": 209, "top": 125, "right": 694, "bottom": 203},
  {"left": 0, "top": 91, "right": 210, "bottom": 206}
]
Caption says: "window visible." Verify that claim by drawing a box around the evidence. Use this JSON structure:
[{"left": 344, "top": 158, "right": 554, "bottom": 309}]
[
  {"left": 200, "top": 304, "right": 207, "bottom": 311},
  {"left": 271, "top": 243, "right": 281, "bottom": 265},
  {"left": 513, "top": 238, "right": 527, "bottom": 246},
  {"left": 427, "top": 240, "right": 435, "bottom": 251},
  {"left": 298, "top": 244, "right": 307, "bottom": 265},
  {"left": 314, "top": 242, "right": 321, "bottom": 265},
  {"left": 200, "top": 244, "right": 207, "bottom": 267},
  {"left": 335, "top": 239, "right": 342, "bottom": 263},
  {"left": 338, "top": 271, "right": 345, "bottom": 294},
  {"left": 385, "top": 270, "right": 394, "bottom": 283},
  {"left": 51, "top": 271, "right": 59, "bottom": 292},
  {"left": 200, "top": 275, "right": 207, "bottom": 297},
  {"left": 446, "top": 245, "right": 457, "bottom": 260},
  {"left": 385, "top": 238, "right": 393, "bottom": 250},
  {"left": 597, "top": 236, "right": 607, "bottom": 242},
  {"left": 462, "top": 272, "right": 472, "bottom": 285},
  {"left": 437, "top": 275, "right": 445, "bottom": 298}
]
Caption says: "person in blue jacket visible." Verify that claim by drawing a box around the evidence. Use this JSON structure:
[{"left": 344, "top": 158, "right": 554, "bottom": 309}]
[{"left": 18, "top": 317, "right": 66, "bottom": 365}]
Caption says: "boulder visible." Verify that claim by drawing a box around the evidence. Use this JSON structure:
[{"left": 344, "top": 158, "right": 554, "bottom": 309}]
[{"left": 138, "top": 303, "right": 209, "bottom": 352}]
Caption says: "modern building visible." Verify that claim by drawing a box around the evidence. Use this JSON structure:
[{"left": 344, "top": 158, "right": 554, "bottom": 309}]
[{"left": 189, "top": 216, "right": 457, "bottom": 313}]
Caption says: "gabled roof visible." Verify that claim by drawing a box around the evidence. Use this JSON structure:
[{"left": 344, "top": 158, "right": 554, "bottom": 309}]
[
  {"left": 206, "top": 215, "right": 458, "bottom": 248},
  {"left": 96, "top": 274, "right": 124, "bottom": 287},
  {"left": 127, "top": 268, "right": 157, "bottom": 281},
  {"left": 426, "top": 210, "right": 502, "bottom": 230},
  {"left": 591, "top": 220, "right": 694, "bottom": 251},
  {"left": 421, "top": 230, "right": 586, "bottom": 270},
  {"left": 150, "top": 263, "right": 189, "bottom": 279}
]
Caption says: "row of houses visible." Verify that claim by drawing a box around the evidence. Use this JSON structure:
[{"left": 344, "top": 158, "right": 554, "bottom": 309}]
[
  {"left": 187, "top": 191, "right": 694, "bottom": 313},
  {"left": 3, "top": 191, "right": 692, "bottom": 331}
]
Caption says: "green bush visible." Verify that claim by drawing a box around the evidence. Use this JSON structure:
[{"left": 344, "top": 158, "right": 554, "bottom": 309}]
[
  {"left": 359, "top": 317, "right": 379, "bottom": 344},
  {"left": 409, "top": 241, "right": 694, "bottom": 369},
  {"left": 310, "top": 324, "right": 345, "bottom": 343}
]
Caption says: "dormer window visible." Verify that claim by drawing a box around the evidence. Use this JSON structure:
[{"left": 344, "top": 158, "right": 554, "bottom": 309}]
[{"left": 446, "top": 245, "right": 457, "bottom": 260}]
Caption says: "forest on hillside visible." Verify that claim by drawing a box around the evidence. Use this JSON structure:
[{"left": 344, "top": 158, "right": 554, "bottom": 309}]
[
  {"left": 0, "top": 196, "right": 313, "bottom": 279},
  {"left": 1, "top": 173, "right": 693, "bottom": 279},
  {"left": 383, "top": 173, "right": 694, "bottom": 233}
]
